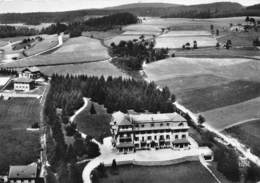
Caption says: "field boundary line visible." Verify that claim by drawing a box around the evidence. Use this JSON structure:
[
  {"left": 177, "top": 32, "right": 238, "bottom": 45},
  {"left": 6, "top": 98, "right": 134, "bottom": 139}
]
[{"left": 220, "top": 118, "right": 260, "bottom": 131}]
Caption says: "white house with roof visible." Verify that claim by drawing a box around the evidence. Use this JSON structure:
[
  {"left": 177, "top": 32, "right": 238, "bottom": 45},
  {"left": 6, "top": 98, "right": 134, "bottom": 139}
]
[
  {"left": 110, "top": 111, "right": 190, "bottom": 153},
  {"left": 19, "top": 67, "right": 41, "bottom": 80},
  {"left": 13, "top": 77, "right": 35, "bottom": 91},
  {"left": 8, "top": 163, "right": 41, "bottom": 183}
]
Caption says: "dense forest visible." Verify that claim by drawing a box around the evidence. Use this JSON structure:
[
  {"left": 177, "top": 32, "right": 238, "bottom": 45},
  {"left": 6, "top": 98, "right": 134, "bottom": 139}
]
[
  {"left": 0, "top": 13, "right": 138, "bottom": 38},
  {"left": 1, "top": 2, "right": 260, "bottom": 25},
  {"left": 48, "top": 75, "right": 175, "bottom": 116},
  {"left": 111, "top": 38, "right": 169, "bottom": 70},
  {"left": 0, "top": 25, "right": 38, "bottom": 38}
]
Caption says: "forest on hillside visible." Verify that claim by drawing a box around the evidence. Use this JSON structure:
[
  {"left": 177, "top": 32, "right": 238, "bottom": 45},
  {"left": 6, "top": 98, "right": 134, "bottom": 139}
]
[
  {"left": 1, "top": 2, "right": 260, "bottom": 25},
  {"left": 0, "top": 13, "right": 138, "bottom": 38}
]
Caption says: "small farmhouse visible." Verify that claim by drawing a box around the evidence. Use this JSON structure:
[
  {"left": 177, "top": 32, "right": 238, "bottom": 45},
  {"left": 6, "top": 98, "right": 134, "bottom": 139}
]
[
  {"left": 19, "top": 67, "right": 41, "bottom": 80},
  {"left": 110, "top": 111, "right": 190, "bottom": 153},
  {"left": 13, "top": 77, "right": 35, "bottom": 91},
  {"left": 8, "top": 163, "right": 42, "bottom": 183}
]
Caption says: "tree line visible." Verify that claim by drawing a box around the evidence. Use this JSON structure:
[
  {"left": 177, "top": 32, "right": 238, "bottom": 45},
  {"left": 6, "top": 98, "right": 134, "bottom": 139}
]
[
  {"left": 110, "top": 38, "right": 169, "bottom": 70},
  {"left": 0, "top": 13, "right": 138, "bottom": 38},
  {"left": 0, "top": 25, "right": 38, "bottom": 38},
  {"left": 49, "top": 74, "right": 175, "bottom": 115}
]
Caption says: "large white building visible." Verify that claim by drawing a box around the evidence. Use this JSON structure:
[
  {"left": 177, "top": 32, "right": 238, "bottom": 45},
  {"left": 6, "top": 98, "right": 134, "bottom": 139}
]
[{"left": 110, "top": 111, "right": 190, "bottom": 153}]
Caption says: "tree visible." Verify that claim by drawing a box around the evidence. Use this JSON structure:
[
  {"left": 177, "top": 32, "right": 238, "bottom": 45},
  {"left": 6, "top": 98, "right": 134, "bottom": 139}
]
[
  {"left": 216, "top": 29, "right": 219, "bottom": 36},
  {"left": 245, "top": 16, "right": 250, "bottom": 23},
  {"left": 210, "top": 24, "right": 214, "bottom": 34},
  {"left": 86, "top": 141, "right": 100, "bottom": 158},
  {"left": 198, "top": 115, "right": 205, "bottom": 125},
  {"left": 193, "top": 40, "right": 198, "bottom": 49},
  {"left": 90, "top": 103, "right": 96, "bottom": 114}
]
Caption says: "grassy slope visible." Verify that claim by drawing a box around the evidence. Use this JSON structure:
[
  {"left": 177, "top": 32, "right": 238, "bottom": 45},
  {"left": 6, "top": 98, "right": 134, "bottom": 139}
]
[
  {"left": 100, "top": 162, "right": 216, "bottom": 183},
  {"left": 75, "top": 101, "right": 111, "bottom": 139},
  {"left": 38, "top": 61, "right": 129, "bottom": 78},
  {"left": 0, "top": 98, "right": 41, "bottom": 174},
  {"left": 178, "top": 80, "right": 260, "bottom": 112},
  {"left": 24, "top": 35, "right": 58, "bottom": 56},
  {"left": 203, "top": 97, "right": 260, "bottom": 130},
  {"left": 2, "top": 36, "right": 110, "bottom": 68},
  {"left": 225, "top": 120, "right": 260, "bottom": 157}
]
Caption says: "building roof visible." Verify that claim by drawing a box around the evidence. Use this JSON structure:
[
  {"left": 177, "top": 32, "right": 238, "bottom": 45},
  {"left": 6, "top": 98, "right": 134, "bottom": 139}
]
[
  {"left": 130, "top": 113, "right": 186, "bottom": 124},
  {"left": 21, "top": 67, "right": 40, "bottom": 73},
  {"left": 112, "top": 111, "right": 132, "bottom": 126},
  {"left": 117, "top": 143, "right": 134, "bottom": 148},
  {"left": 13, "top": 77, "right": 34, "bottom": 83},
  {"left": 172, "top": 139, "right": 190, "bottom": 144},
  {"left": 9, "top": 163, "right": 37, "bottom": 179}
]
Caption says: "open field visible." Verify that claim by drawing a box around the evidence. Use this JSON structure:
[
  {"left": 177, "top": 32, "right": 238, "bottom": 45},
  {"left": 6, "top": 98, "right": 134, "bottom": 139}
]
[
  {"left": 144, "top": 57, "right": 254, "bottom": 82},
  {"left": 202, "top": 97, "right": 260, "bottom": 131},
  {"left": 157, "top": 74, "right": 229, "bottom": 93},
  {"left": 82, "top": 30, "right": 123, "bottom": 40},
  {"left": 105, "top": 35, "right": 153, "bottom": 46},
  {"left": 175, "top": 47, "right": 260, "bottom": 58},
  {"left": 0, "top": 98, "right": 41, "bottom": 174},
  {"left": 155, "top": 35, "right": 217, "bottom": 49},
  {"left": 144, "top": 57, "right": 260, "bottom": 114},
  {"left": 225, "top": 119, "right": 260, "bottom": 157},
  {"left": 99, "top": 162, "right": 216, "bottom": 183},
  {"left": 178, "top": 80, "right": 260, "bottom": 112},
  {"left": 2, "top": 37, "right": 111, "bottom": 67},
  {"left": 38, "top": 61, "right": 129, "bottom": 78},
  {"left": 75, "top": 101, "right": 111, "bottom": 140},
  {"left": 217, "top": 30, "right": 260, "bottom": 48},
  {"left": 24, "top": 34, "right": 58, "bottom": 56},
  {"left": 0, "top": 98, "right": 40, "bottom": 128}
]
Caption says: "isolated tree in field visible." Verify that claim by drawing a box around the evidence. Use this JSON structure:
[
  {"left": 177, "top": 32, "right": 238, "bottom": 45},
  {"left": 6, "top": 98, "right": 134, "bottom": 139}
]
[
  {"left": 245, "top": 16, "right": 250, "bottom": 23},
  {"left": 198, "top": 114, "right": 205, "bottom": 125},
  {"left": 112, "top": 159, "right": 117, "bottom": 171},
  {"left": 193, "top": 40, "right": 198, "bottom": 49},
  {"left": 216, "top": 29, "right": 219, "bottom": 36},
  {"left": 210, "top": 24, "right": 214, "bottom": 34},
  {"left": 90, "top": 103, "right": 96, "bottom": 114}
]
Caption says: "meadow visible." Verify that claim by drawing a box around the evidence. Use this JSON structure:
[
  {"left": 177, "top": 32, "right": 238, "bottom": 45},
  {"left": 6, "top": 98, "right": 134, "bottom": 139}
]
[
  {"left": 74, "top": 101, "right": 111, "bottom": 140},
  {"left": 24, "top": 34, "right": 58, "bottom": 56},
  {"left": 155, "top": 30, "right": 217, "bottom": 49},
  {"left": 203, "top": 97, "right": 260, "bottom": 130},
  {"left": 0, "top": 98, "right": 41, "bottom": 174},
  {"left": 100, "top": 162, "right": 216, "bottom": 183},
  {"left": 104, "top": 35, "right": 153, "bottom": 46},
  {"left": 38, "top": 61, "right": 129, "bottom": 78},
  {"left": 2, "top": 37, "right": 111, "bottom": 67},
  {"left": 225, "top": 119, "right": 260, "bottom": 157}
]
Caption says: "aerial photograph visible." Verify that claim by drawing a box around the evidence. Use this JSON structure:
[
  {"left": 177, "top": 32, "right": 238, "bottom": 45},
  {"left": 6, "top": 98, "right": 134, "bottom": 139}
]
[{"left": 0, "top": 0, "right": 260, "bottom": 182}]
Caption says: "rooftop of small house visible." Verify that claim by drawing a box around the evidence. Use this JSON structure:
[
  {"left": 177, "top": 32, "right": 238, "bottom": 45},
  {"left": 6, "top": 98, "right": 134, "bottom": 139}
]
[
  {"left": 9, "top": 163, "right": 37, "bottom": 179},
  {"left": 21, "top": 67, "right": 40, "bottom": 73},
  {"left": 13, "top": 77, "right": 34, "bottom": 83}
]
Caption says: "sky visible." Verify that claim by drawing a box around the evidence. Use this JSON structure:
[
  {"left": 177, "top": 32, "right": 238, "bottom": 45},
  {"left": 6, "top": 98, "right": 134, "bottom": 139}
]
[{"left": 0, "top": 0, "right": 259, "bottom": 13}]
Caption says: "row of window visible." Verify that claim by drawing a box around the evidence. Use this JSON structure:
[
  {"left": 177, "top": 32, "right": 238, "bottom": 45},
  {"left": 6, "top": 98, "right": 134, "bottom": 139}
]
[
  {"left": 134, "top": 134, "right": 186, "bottom": 141},
  {"left": 15, "top": 84, "right": 30, "bottom": 89}
]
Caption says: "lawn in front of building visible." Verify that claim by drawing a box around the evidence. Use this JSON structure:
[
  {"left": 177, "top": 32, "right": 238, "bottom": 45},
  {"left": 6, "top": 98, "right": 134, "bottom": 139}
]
[{"left": 99, "top": 162, "right": 217, "bottom": 183}]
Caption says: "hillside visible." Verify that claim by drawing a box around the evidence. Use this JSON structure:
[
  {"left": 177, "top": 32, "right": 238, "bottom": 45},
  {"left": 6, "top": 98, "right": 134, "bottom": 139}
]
[
  {"left": 0, "top": 2, "right": 259, "bottom": 24},
  {"left": 105, "top": 3, "right": 181, "bottom": 10}
]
